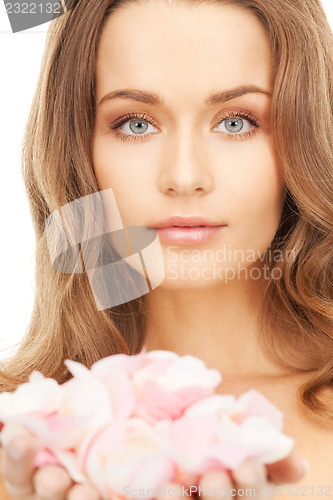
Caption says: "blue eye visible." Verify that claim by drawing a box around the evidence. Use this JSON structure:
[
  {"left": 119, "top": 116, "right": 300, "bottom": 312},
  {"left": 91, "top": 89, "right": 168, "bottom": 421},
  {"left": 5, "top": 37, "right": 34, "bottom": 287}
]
[
  {"left": 216, "top": 117, "right": 251, "bottom": 134},
  {"left": 109, "top": 110, "right": 260, "bottom": 143},
  {"left": 121, "top": 119, "right": 159, "bottom": 136},
  {"left": 212, "top": 111, "right": 259, "bottom": 140},
  {"left": 109, "top": 113, "right": 160, "bottom": 142}
]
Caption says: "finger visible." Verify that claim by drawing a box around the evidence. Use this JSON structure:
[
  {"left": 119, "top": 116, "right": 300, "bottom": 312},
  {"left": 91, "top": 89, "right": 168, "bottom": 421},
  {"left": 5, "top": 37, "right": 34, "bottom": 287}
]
[
  {"left": 232, "top": 459, "right": 267, "bottom": 487},
  {"left": 2, "top": 435, "right": 37, "bottom": 499},
  {"left": 174, "top": 469, "right": 198, "bottom": 488},
  {"left": 33, "top": 464, "right": 74, "bottom": 500},
  {"left": 198, "top": 469, "right": 233, "bottom": 499},
  {"left": 232, "top": 460, "right": 269, "bottom": 499},
  {"left": 265, "top": 450, "right": 310, "bottom": 483},
  {"left": 67, "top": 483, "right": 101, "bottom": 500}
]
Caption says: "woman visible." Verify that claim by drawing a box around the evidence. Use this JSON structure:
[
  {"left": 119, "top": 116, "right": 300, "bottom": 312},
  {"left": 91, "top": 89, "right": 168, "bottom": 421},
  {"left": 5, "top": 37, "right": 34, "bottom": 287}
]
[{"left": 1, "top": 0, "right": 332, "bottom": 498}]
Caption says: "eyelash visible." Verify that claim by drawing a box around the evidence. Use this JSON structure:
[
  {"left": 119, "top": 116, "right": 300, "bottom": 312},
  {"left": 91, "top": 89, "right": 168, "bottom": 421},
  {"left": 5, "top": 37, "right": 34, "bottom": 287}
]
[{"left": 109, "top": 110, "right": 260, "bottom": 143}]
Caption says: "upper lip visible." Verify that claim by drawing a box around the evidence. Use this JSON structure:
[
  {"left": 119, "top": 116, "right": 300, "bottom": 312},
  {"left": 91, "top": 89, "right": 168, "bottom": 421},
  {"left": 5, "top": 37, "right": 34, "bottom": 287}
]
[{"left": 150, "top": 216, "right": 227, "bottom": 228}]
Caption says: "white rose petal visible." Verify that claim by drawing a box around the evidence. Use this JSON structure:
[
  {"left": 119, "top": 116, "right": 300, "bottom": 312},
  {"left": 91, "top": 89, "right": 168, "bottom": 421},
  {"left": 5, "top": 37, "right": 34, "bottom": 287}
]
[
  {"left": 0, "top": 372, "right": 62, "bottom": 421},
  {"left": 184, "top": 394, "right": 236, "bottom": 417},
  {"left": 157, "top": 356, "right": 221, "bottom": 391}
]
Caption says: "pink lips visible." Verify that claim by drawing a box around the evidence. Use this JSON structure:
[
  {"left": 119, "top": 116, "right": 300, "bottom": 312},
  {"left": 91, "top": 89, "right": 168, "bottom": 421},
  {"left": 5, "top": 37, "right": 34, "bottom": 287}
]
[
  {"left": 154, "top": 226, "right": 224, "bottom": 244},
  {"left": 148, "top": 215, "right": 227, "bottom": 245}
]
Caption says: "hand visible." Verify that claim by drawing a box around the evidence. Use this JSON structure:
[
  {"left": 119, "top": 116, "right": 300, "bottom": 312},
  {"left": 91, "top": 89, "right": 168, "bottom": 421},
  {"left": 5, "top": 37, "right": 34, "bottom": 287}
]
[
  {"left": 159, "top": 450, "right": 309, "bottom": 499},
  {"left": 1, "top": 434, "right": 101, "bottom": 500},
  {"left": 1, "top": 435, "right": 309, "bottom": 500}
]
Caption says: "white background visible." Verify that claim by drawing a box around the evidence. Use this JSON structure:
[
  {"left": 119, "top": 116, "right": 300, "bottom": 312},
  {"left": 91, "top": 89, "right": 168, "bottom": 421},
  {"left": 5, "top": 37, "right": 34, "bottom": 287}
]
[{"left": 0, "top": 1, "right": 333, "bottom": 359}]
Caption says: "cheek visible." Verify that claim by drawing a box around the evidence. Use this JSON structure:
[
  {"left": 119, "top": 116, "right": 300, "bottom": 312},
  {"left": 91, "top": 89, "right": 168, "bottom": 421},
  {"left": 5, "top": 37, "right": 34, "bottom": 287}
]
[
  {"left": 92, "top": 131, "right": 163, "bottom": 190},
  {"left": 228, "top": 140, "right": 284, "bottom": 219},
  {"left": 91, "top": 135, "right": 157, "bottom": 222},
  {"left": 238, "top": 167, "right": 284, "bottom": 220},
  {"left": 219, "top": 141, "right": 285, "bottom": 250},
  {"left": 92, "top": 135, "right": 137, "bottom": 190}
]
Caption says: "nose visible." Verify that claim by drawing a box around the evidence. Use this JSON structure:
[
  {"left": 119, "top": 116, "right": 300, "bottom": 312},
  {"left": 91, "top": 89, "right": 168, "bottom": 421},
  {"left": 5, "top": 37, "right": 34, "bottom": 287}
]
[{"left": 157, "top": 124, "right": 214, "bottom": 196}]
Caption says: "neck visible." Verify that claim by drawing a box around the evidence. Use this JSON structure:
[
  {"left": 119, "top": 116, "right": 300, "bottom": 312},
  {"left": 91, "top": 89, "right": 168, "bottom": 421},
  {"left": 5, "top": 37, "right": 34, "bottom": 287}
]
[{"left": 142, "top": 275, "right": 290, "bottom": 380}]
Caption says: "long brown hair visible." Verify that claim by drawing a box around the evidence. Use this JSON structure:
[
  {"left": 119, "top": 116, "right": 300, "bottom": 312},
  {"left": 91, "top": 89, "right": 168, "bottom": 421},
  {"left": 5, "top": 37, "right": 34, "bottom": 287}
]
[{"left": 1, "top": 0, "right": 332, "bottom": 425}]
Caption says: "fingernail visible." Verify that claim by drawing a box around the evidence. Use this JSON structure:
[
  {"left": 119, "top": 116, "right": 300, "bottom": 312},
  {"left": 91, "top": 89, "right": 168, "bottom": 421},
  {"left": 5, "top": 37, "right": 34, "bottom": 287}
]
[{"left": 301, "top": 459, "right": 310, "bottom": 476}]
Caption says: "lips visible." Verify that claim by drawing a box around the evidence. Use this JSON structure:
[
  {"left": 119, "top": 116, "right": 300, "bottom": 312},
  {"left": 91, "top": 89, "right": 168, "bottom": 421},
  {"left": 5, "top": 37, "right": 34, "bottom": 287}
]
[
  {"left": 148, "top": 218, "right": 227, "bottom": 245},
  {"left": 150, "top": 215, "right": 226, "bottom": 229}
]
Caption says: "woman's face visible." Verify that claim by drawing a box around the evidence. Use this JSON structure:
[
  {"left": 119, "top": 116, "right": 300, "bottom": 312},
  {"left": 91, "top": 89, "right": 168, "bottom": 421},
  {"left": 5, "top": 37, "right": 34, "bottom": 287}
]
[{"left": 92, "top": 0, "right": 285, "bottom": 289}]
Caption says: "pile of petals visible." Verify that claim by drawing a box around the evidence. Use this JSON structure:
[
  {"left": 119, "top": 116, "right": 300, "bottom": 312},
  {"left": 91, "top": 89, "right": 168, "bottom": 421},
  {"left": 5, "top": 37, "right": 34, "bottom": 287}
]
[{"left": 0, "top": 349, "right": 294, "bottom": 499}]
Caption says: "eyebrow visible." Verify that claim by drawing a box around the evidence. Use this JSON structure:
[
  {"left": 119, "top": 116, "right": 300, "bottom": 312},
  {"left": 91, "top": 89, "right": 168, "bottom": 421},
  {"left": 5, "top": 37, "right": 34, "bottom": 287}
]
[
  {"left": 97, "top": 85, "right": 271, "bottom": 108},
  {"left": 206, "top": 85, "right": 271, "bottom": 105}
]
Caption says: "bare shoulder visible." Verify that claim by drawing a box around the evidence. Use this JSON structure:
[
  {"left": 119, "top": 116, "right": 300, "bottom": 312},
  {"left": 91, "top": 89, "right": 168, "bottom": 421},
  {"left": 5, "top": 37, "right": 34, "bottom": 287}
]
[
  {"left": 219, "top": 373, "right": 333, "bottom": 489},
  {"left": 274, "top": 378, "right": 333, "bottom": 489}
]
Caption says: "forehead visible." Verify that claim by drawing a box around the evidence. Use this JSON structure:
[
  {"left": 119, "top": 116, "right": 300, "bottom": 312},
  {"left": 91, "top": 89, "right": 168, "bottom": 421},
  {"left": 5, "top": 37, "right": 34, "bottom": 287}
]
[{"left": 95, "top": 1, "right": 273, "bottom": 104}]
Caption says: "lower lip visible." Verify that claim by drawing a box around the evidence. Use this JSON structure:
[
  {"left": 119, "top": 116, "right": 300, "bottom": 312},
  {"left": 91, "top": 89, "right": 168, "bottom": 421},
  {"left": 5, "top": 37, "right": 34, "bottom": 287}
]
[{"left": 152, "top": 226, "right": 226, "bottom": 245}]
